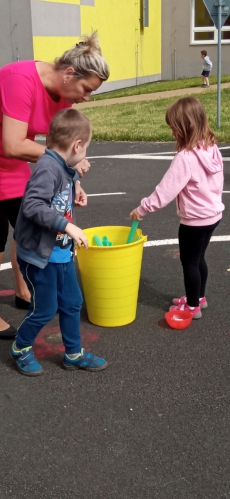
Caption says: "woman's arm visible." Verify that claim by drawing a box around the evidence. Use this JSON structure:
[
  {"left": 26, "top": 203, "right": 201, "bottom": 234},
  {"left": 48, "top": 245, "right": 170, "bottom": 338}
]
[
  {"left": 74, "top": 181, "right": 88, "bottom": 207},
  {"left": 73, "top": 159, "right": 91, "bottom": 207},
  {"left": 3, "top": 115, "right": 89, "bottom": 207},
  {"left": 2, "top": 115, "right": 46, "bottom": 162}
]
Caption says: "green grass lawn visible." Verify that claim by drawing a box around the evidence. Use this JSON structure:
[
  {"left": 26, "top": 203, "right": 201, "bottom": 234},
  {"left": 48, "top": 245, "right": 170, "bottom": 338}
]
[
  {"left": 91, "top": 75, "right": 230, "bottom": 101},
  {"left": 83, "top": 86, "right": 230, "bottom": 142}
]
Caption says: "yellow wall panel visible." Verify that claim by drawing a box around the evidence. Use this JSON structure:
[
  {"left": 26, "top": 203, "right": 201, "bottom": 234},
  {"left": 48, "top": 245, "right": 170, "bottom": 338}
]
[
  {"left": 81, "top": 1, "right": 137, "bottom": 80},
  {"left": 33, "top": 0, "right": 161, "bottom": 85},
  {"left": 33, "top": 37, "right": 81, "bottom": 63},
  {"left": 81, "top": 0, "right": 161, "bottom": 80}
]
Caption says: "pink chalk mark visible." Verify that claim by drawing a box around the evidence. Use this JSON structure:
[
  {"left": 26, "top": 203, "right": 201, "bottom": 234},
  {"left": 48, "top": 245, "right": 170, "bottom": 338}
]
[
  {"left": 34, "top": 325, "right": 100, "bottom": 358},
  {"left": 0, "top": 289, "right": 15, "bottom": 296}
]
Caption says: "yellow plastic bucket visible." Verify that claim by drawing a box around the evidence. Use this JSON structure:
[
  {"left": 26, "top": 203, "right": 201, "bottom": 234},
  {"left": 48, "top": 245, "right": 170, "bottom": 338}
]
[{"left": 76, "top": 226, "right": 147, "bottom": 327}]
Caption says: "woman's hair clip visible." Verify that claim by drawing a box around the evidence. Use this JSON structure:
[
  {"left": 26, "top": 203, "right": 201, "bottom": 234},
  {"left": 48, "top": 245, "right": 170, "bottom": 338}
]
[{"left": 76, "top": 41, "right": 87, "bottom": 48}]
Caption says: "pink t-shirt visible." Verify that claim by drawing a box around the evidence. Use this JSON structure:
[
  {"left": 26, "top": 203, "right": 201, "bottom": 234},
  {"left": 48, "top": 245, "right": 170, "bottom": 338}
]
[{"left": 0, "top": 61, "right": 71, "bottom": 200}]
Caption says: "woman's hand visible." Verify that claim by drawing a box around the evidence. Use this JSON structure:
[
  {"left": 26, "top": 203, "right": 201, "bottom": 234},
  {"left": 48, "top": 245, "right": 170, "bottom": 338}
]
[
  {"left": 74, "top": 182, "right": 87, "bottom": 207},
  {"left": 129, "top": 209, "right": 143, "bottom": 221},
  {"left": 74, "top": 158, "right": 91, "bottom": 177}
]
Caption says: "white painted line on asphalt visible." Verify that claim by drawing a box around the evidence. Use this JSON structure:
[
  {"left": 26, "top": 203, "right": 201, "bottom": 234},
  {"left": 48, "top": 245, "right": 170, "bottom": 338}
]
[
  {"left": 1, "top": 235, "right": 230, "bottom": 271},
  {"left": 88, "top": 192, "right": 126, "bottom": 196},
  {"left": 36, "top": 136, "right": 46, "bottom": 142},
  {"left": 138, "top": 151, "right": 175, "bottom": 155},
  {"left": 144, "top": 235, "right": 230, "bottom": 247},
  {"left": 145, "top": 239, "right": 178, "bottom": 247},
  {"left": 210, "top": 235, "right": 230, "bottom": 242},
  {"left": 88, "top": 155, "right": 175, "bottom": 160},
  {"left": 0, "top": 263, "right": 12, "bottom": 270},
  {"left": 88, "top": 154, "right": 230, "bottom": 161}
]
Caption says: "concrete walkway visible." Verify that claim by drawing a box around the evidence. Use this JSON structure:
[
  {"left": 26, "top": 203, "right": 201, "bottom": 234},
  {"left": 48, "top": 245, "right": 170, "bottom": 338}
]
[{"left": 76, "top": 82, "right": 230, "bottom": 110}]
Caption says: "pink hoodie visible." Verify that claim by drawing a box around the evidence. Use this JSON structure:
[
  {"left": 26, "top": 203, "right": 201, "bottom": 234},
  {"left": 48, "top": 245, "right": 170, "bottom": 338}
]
[{"left": 137, "top": 144, "right": 224, "bottom": 226}]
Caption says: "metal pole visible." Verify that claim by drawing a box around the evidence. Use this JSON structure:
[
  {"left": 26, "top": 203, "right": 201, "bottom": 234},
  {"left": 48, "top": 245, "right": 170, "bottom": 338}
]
[{"left": 217, "top": 2, "right": 222, "bottom": 128}]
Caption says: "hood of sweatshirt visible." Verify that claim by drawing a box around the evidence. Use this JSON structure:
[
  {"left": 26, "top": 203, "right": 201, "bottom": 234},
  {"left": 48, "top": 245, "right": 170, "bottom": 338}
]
[{"left": 192, "top": 145, "right": 223, "bottom": 175}]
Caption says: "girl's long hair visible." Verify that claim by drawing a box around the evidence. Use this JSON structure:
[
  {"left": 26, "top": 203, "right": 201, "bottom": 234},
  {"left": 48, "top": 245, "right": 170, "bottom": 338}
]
[{"left": 165, "top": 97, "right": 216, "bottom": 152}]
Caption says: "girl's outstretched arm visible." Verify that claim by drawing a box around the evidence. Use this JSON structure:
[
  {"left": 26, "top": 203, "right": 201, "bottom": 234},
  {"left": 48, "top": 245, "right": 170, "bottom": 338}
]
[{"left": 130, "top": 153, "right": 191, "bottom": 218}]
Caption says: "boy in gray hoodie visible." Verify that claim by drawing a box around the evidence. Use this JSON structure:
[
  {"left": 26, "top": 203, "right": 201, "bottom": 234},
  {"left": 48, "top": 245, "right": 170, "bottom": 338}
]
[
  {"left": 11, "top": 108, "right": 108, "bottom": 376},
  {"left": 201, "top": 50, "right": 213, "bottom": 88}
]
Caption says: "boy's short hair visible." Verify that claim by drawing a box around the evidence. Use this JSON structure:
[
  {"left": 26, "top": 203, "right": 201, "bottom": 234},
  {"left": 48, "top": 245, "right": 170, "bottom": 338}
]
[
  {"left": 47, "top": 108, "right": 92, "bottom": 151},
  {"left": 201, "top": 50, "right": 207, "bottom": 56}
]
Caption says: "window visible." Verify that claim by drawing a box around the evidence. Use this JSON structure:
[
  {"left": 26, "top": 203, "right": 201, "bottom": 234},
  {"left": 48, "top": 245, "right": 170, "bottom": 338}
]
[{"left": 191, "top": 0, "right": 230, "bottom": 44}]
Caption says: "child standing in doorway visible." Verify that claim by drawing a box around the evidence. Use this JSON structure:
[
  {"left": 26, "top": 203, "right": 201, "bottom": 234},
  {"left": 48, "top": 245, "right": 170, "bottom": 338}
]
[
  {"left": 130, "top": 97, "right": 224, "bottom": 319},
  {"left": 11, "top": 108, "right": 108, "bottom": 375},
  {"left": 201, "top": 50, "right": 213, "bottom": 88}
]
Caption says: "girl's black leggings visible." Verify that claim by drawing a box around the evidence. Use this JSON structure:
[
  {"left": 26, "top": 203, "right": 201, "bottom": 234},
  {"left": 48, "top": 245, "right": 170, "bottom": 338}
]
[
  {"left": 178, "top": 221, "right": 220, "bottom": 307},
  {"left": 0, "top": 197, "right": 22, "bottom": 252}
]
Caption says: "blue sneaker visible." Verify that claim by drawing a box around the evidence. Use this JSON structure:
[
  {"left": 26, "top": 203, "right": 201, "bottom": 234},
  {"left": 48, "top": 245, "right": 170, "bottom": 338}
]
[
  {"left": 10, "top": 341, "right": 43, "bottom": 376},
  {"left": 63, "top": 348, "right": 108, "bottom": 372}
]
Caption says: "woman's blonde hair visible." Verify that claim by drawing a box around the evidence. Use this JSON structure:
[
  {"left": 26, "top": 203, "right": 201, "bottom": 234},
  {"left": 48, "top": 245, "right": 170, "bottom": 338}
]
[
  {"left": 47, "top": 108, "right": 92, "bottom": 151},
  {"left": 165, "top": 97, "right": 216, "bottom": 152},
  {"left": 54, "top": 31, "right": 109, "bottom": 81}
]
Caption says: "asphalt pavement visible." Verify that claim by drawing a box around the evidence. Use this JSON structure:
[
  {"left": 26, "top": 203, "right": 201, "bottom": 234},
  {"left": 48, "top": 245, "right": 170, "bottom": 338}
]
[{"left": 0, "top": 141, "right": 230, "bottom": 499}]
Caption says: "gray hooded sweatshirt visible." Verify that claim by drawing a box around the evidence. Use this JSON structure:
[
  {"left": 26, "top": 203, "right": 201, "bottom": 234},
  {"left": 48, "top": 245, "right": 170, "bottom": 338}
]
[
  {"left": 203, "top": 56, "right": 212, "bottom": 71},
  {"left": 15, "top": 148, "right": 79, "bottom": 269}
]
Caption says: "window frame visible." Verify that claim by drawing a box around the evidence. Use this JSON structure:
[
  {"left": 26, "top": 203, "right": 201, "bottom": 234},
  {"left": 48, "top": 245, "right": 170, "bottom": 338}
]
[{"left": 190, "top": 0, "right": 230, "bottom": 44}]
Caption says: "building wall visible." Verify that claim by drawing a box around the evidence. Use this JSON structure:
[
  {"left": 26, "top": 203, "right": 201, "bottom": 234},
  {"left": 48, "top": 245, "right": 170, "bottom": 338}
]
[
  {"left": 31, "top": 0, "right": 161, "bottom": 93},
  {"left": 0, "top": 0, "right": 161, "bottom": 92},
  {"left": 162, "top": 1, "right": 230, "bottom": 80},
  {"left": 0, "top": 0, "right": 33, "bottom": 67}
]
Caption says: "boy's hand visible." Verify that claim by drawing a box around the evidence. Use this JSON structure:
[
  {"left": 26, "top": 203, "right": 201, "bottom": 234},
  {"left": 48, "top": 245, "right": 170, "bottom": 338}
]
[
  {"left": 65, "top": 223, "right": 88, "bottom": 248},
  {"left": 74, "top": 158, "right": 91, "bottom": 177},
  {"left": 74, "top": 183, "right": 87, "bottom": 207},
  {"left": 130, "top": 209, "right": 143, "bottom": 221}
]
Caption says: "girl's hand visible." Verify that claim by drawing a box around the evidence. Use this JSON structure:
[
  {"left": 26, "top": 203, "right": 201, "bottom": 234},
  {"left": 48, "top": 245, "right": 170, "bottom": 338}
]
[
  {"left": 130, "top": 209, "right": 143, "bottom": 221},
  {"left": 74, "top": 158, "right": 91, "bottom": 177},
  {"left": 74, "top": 183, "right": 87, "bottom": 207},
  {"left": 65, "top": 223, "right": 88, "bottom": 248}
]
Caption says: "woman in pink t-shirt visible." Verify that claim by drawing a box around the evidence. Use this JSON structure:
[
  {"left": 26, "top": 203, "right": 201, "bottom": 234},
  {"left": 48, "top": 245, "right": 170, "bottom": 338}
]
[{"left": 0, "top": 32, "right": 109, "bottom": 338}]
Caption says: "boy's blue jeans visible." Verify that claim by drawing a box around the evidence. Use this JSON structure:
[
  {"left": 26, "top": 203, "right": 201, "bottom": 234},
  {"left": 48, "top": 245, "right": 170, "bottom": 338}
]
[{"left": 16, "top": 257, "right": 83, "bottom": 354}]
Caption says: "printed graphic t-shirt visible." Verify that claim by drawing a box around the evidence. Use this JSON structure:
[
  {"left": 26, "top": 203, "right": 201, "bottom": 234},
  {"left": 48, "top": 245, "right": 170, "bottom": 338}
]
[{"left": 49, "top": 182, "right": 73, "bottom": 263}]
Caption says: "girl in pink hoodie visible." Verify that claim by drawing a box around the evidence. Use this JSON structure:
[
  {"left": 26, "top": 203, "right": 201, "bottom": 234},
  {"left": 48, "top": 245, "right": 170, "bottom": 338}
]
[{"left": 130, "top": 97, "right": 224, "bottom": 319}]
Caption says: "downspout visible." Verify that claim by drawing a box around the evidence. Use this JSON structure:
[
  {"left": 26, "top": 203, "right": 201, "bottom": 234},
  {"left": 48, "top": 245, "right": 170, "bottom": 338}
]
[
  {"left": 135, "top": 0, "right": 139, "bottom": 85},
  {"left": 174, "top": 48, "right": 177, "bottom": 80}
]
